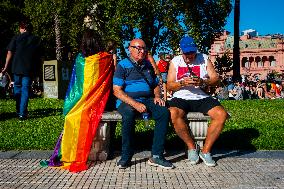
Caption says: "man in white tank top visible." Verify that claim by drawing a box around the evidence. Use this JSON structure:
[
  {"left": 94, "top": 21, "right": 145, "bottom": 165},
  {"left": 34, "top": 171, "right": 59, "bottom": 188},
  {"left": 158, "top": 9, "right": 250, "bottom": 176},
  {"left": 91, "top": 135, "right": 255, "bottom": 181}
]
[{"left": 167, "top": 36, "right": 228, "bottom": 167}]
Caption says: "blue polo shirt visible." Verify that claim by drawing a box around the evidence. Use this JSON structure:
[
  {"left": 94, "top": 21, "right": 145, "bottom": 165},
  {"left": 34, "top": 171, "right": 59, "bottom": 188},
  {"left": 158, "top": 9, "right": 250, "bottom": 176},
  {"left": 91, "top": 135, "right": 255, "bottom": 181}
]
[{"left": 113, "top": 58, "right": 158, "bottom": 108}]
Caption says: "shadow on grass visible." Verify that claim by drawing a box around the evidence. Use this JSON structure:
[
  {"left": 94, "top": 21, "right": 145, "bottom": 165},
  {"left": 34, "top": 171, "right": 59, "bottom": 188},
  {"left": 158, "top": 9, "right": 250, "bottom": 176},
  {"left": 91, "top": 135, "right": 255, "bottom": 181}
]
[
  {"left": 28, "top": 108, "right": 63, "bottom": 119},
  {"left": 0, "top": 108, "right": 63, "bottom": 121},
  {"left": 213, "top": 127, "right": 259, "bottom": 150},
  {"left": 212, "top": 127, "right": 260, "bottom": 160},
  {"left": 107, "top": 126, "right": 260, "bottom": 161}
]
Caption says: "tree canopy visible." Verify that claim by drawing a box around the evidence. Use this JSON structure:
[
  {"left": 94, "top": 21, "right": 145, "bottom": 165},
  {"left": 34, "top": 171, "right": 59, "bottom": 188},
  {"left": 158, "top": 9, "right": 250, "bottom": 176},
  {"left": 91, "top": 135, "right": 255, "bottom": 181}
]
[
  {"left": 214, "top": 50, "right": 233, "bottom": 78},
  {"left": 1, "top": 0, "right": 232, "bottom": 61},
  {"left": 0, "top": 0, "right": 23, "bottom": 64}
]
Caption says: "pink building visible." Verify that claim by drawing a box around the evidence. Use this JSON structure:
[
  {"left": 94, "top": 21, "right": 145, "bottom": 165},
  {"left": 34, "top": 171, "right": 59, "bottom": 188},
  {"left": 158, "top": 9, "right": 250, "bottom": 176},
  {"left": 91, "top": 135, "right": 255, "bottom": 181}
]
[{"left": 210, "top": 30, "right": 284, "bottom": 80}]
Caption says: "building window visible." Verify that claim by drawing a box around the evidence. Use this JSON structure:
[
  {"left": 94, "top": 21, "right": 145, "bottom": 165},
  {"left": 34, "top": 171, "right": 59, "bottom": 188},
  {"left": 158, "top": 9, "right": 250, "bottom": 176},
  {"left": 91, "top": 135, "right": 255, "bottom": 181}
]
[
  {"left": 270, "top": 43, "right": 275, "bottom": 47},
  {"left": 271, "top": 61, "right": 276, "bottom": 67},
  {"left": 257, "top": 61, "right": 263, "bottom": 67},
  {"left": 245, "top": 62, "right": 250, "bottom": 67},
  {"left": 269, "top": 56, "right": 275, "bottom": 62},
  {"left": 255, "top": 56, "right": 261, "bottom": 62},
  {"left": 242, "top": 57, "right": 248, "bottom": 67}
]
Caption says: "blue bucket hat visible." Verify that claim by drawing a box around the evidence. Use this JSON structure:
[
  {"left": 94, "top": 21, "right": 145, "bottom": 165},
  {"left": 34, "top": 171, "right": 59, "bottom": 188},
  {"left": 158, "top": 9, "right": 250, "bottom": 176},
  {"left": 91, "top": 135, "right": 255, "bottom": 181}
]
[{"left": 179, "top": 36, "right": 198, "bottom": 53}]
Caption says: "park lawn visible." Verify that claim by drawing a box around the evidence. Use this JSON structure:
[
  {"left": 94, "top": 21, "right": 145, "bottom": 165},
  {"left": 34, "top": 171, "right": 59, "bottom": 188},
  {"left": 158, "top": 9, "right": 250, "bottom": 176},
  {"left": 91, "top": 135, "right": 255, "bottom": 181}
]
[{"left": 0, "top": 98, "right": 283, "bottom": 150}]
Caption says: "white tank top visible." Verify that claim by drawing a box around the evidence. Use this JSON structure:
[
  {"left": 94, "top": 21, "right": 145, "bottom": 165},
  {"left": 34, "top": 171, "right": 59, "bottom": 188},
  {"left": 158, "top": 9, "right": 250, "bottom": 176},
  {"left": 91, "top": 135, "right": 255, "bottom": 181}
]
[{"left": 171, "top": 54, "right": 209, "bottom": 100}]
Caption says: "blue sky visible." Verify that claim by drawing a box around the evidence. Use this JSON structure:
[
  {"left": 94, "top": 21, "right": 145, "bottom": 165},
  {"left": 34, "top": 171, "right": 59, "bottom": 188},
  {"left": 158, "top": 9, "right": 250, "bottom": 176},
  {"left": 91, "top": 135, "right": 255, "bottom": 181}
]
[{"left": 225, "top": 0, "right": 284, "bottom": 35}]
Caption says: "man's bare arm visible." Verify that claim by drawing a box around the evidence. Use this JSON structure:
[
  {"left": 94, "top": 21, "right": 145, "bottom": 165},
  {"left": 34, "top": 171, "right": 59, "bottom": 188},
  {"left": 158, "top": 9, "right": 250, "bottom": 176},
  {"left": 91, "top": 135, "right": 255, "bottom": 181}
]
[
  {"left": 113, "top": 85, "right": 146, "bottom": 113},
  {"left": 2, "top": 51, "right": 13, "bottom": 73},
  {"left": 203, "top": 58, "right": 219, "bottom": 86},
  {"left": 167, "top": 61, "right": 182, "bottom": 92}
]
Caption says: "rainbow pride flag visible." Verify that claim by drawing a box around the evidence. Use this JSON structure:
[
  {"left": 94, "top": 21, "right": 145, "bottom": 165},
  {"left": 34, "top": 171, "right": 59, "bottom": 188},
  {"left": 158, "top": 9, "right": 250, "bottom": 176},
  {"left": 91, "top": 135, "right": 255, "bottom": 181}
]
[{"left": 43, "top": 52, "right": 114, "bottom": 172}]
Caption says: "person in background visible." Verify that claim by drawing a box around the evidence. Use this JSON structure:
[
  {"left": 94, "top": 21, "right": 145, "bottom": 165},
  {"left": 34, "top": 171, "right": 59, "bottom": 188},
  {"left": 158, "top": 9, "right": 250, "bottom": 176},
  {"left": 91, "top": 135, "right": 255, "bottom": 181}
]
[
  {"left": 1, "top": 19, "right": 42, "bottom": 120},
  {"left": 106, "top": 39, "right": 118, "bottom": 69},
  {"left": 113, "top": 38, "right": 174, "bottom": 169},
  {"left": 157, "top": 53, "right": 171, "bottom": 100},
  {"left": 227, "top": 80, "right": 235, "bottom": 100},
  {"left": 255, "top": 80, "right": 264, "bottom": 99},
  {"left": 43, "top": 29, "right": 115, "bottom": 173},
  {"left": 167, "top": 36, "right": 228, "bottom": 167},
  {"left": 280, "top": 80, "right": 284, "bottom": 98},
  {"left": 0, "top": 71, "right": 12, "bottom": 99},
  {"left": 147, "top": 51, "right": 161, "bottom": 77},
  {"left": 233, "top": 80, "right": 243, "bottom": 100}
]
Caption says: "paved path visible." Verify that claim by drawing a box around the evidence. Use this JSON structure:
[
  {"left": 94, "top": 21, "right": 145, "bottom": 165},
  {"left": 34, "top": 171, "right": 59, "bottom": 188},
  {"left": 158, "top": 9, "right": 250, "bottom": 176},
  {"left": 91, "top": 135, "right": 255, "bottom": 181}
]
[{"left": 0, "top": 150, "right": 284, "bottom": 189}]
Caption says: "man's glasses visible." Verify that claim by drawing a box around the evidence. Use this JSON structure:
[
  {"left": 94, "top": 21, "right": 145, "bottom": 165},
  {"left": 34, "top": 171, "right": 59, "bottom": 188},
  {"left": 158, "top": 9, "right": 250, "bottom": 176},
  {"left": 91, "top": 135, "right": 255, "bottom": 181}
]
[{"left": 130, "top": 46, "right": 147, "bottom": 52}]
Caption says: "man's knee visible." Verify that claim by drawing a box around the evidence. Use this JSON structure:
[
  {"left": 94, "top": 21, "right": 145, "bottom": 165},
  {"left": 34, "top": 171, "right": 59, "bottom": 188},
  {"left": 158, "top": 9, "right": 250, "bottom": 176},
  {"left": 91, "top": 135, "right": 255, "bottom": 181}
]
[
  {"left": 208, "top": 106, "right": 227, "bottom": 123},
  {"left": 118, "top": 103, "right": 136, "bottom": 120},
  {"left": 169, "top": 107, "right": 184, "bottom": 121}
]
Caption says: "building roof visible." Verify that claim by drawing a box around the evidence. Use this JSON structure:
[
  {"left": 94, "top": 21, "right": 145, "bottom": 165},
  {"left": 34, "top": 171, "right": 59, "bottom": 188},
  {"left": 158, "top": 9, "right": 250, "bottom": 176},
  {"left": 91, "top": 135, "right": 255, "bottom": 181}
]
[{"left": 224, "top": 36, "right": 279, "bottom": 49}]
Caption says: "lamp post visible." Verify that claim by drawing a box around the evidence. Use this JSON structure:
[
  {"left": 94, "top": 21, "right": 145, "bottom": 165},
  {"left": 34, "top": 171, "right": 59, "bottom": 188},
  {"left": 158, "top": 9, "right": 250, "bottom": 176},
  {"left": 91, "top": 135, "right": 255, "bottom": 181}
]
[{"left": 233, "top": 0, "right": 241, "bottom": 81}]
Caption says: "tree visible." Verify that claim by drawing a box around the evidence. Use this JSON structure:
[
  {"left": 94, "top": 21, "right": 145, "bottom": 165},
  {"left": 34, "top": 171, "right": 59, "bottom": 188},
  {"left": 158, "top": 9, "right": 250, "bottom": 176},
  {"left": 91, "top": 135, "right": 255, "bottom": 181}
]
[
  {"left": 87, "top": 0, "right": 232, "bottom": 57},
  {"left": 183, "top": 0, "right": 232, "bottom": 53},
  {"left": 214, "top": 51, "right": 233, "bottom": 79},
  {"left": 24, "top": 0, "right": 93, "bottom": 60},
  {"left": 0, "top": 0, "right": 23, "bottom": 64},
  {"left": 22, "top": 0, "right": 232, "bottom": 60}
]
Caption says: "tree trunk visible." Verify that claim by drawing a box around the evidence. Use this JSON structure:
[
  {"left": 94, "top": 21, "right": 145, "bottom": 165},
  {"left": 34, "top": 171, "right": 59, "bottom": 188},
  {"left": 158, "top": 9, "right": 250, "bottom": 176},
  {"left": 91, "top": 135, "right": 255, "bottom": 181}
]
[
  {"left": 233, "top": 0, "right": 240, "bottom": 81},
  {"left": 54, "top": 13, "right": 62, "bottom": 61}
]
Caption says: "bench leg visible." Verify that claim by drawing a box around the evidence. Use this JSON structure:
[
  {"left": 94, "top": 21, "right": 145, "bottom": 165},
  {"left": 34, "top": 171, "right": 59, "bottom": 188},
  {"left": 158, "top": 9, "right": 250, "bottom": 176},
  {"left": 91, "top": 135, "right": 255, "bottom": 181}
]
[
  {"left": 188, "top": 120, "right": 208, "bottom": 149},
  {"left": 88, "top": 121, "right": 110, "bottom": 161}
]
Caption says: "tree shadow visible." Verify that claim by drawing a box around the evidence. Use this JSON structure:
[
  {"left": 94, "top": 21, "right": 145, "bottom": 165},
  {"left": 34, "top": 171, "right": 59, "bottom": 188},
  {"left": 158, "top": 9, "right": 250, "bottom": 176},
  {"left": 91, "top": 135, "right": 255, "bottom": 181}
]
[
  {"left": 108, "top": 126, "right": 260, "bottom": 162},
  {"left": 28, "top": 108, "right": 63, "bottom": 119},
  {"left": 0, "top": 108, "right": 63, "bottom": 121},
  {"left": 214, "top": 128, "right": 259, "bottom": 150},
  {"left": 0, "top": 112, "right": 18, "bottom": 121},
  {"left": 212, "top": 127, "right": 260, "bottom": 160}
]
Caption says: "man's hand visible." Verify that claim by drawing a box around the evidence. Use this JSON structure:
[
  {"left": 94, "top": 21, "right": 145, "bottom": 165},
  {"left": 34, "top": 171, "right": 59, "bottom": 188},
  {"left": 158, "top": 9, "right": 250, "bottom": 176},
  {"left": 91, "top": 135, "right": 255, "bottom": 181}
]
[
  {"left": 182, "top": 76, "right": 203, "bottom": 87},
  {"left": 153, "top": 97, "right": 165, "bottom": 106},
  {"left": 133, "top": 101, "right": 147, "bottom": 113},
  {"left": 1, "top": 67, "right": 7, "bottom": 74}
]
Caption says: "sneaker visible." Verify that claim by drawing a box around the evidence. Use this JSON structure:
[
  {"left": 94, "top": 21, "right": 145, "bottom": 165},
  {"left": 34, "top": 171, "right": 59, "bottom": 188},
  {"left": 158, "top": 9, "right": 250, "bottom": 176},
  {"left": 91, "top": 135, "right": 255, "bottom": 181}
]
[
  {"left": 148, "top": 155, "right": 175, "bottom": 169},
  {"left": 187, "top": 149, "right": 199, "bottom": 164},
  {"left": 199, "top": 152, "right": 216, "bottom": 167},
  {"left": 116, "top": 159, "right": 131, "bottom": 169},
  {"left": 18, "top": 115, "right": 27, "bottom": 121}
]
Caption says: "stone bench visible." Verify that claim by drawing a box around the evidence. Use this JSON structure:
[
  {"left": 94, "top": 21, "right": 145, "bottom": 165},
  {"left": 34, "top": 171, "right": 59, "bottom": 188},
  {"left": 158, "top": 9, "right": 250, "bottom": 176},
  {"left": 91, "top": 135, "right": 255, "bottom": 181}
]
[{"left": 89, "top": 111, "right": 210, "bottom": 161}]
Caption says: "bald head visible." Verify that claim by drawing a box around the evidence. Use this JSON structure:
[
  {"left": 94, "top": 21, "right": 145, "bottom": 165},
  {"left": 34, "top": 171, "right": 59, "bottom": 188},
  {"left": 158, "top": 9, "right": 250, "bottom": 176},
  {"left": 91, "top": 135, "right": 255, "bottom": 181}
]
[{"left": 129, "top": 39, "right": 147, "bottom": 63}]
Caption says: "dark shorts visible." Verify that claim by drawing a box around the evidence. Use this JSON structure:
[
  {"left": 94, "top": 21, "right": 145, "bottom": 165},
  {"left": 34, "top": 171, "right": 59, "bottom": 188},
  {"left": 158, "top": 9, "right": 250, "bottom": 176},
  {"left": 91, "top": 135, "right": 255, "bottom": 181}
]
[{"left": 167, "top": 96, "right": 221, "bottom": 114}]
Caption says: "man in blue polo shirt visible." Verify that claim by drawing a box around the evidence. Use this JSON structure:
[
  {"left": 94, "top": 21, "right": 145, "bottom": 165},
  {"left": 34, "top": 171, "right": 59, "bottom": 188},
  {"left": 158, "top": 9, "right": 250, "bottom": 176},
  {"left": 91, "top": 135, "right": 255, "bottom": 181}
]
[{"left": 113, "top": 39, "right": 174, "bottom": 169}]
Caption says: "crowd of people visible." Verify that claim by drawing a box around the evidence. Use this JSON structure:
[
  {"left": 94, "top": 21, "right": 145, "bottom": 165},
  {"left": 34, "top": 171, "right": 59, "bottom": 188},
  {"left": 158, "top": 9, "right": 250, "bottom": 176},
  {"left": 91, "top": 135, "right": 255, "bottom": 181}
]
[{"left": 214, "top": 77, "right": 284, "bottom": 101}]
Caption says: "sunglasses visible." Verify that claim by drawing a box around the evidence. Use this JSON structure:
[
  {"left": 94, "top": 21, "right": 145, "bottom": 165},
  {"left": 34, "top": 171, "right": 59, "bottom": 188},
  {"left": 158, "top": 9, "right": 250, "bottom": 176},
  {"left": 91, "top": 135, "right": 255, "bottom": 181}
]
[{"left": 130, "top": 46, "right": 147, "bottom": 51}]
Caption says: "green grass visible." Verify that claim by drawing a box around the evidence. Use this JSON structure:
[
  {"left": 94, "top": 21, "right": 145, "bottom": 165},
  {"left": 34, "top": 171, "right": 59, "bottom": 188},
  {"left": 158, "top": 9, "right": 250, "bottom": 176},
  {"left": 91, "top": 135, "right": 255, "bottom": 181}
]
[
  {"left": 0, "top": 98, "right": 64, "bottom": 150},
  {"left": 218, "top": 100, "right": 284, "bottom": 150},
  {"left": 0, "top": 98, "right": 283, "bottom": 150}
]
